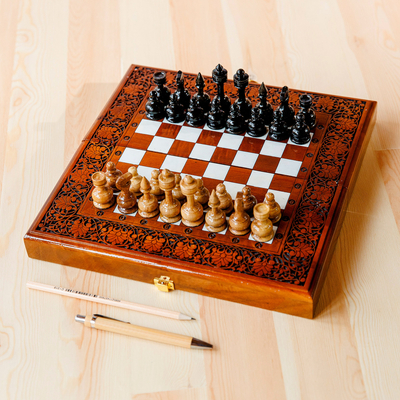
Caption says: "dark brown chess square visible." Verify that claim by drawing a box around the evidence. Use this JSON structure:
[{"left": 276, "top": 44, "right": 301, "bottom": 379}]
[
  {"left": 140, "top": 151, "right": 166, "bottom": 169},
  {"left": 239, "top": 137, "right": 264, "bottom": 153},
  {"left": 168, "top": 140, "right": 195, "bottom": 158},
  {"left": 253, "top": 155, "right": 280, "bottom": 173},
  {"left": 182, "top": 159, "right": 208, "bottom": 176},
  {"left": 156, "top": 123, "right": 181, "bottom": 139},
  {"left": 269, "top": 174, "right": 296, "bottom": 192},
  {"left": 210, "top": 147, "right": 237, "bottom": 165},
  {"left": 282, "top": 144, "right": 308, "bottom": 162},
  {"left": 127, "top": 133, "right": 154, "bottom": 150},
  {"left": 225, "top": 166, "right": 252, "bottom": 184},
  {"left": 197, "top": 130, "right": 223, "bottom": 146}
]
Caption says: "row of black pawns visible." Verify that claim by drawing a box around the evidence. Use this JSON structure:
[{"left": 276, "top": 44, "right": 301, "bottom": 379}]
[{"left": 145, "top": 64, "right": 316, "bottom": 144}]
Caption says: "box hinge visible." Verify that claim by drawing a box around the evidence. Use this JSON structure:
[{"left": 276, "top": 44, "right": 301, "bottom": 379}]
[{"left": 154, "top": 276, "right": 175, "bottom": 292}]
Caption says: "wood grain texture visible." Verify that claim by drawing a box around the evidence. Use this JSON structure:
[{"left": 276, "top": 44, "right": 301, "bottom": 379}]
[{"left": 1, "top": 1, "right": 400, "bottom": 399}]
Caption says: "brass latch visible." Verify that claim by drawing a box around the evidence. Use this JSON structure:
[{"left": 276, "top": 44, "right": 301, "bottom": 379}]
[{"left": 154, "top": 276, "right": 175, "bottom": 292}]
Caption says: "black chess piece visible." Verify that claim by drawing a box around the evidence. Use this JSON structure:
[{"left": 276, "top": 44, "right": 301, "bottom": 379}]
[
  {"left": 175, "top": 70, "right": 191, "bottom": 109},
  {"left": 299, "top": 94, "right": 316, "bottom": 129},
  {"left": 153, "top": 71, "right": 171, "bottom": 106},
  {"left": 145, "top": 90, "right": 165, "bottom": 120},
  {"left": 233, "top": 69, "right": 252, "bottom": 121},
  {"left": 290, "top": 112, "right": 311, "bottom": 145},
  {"left": 212, "top": 64, "right": 231, "bottom": 114},
  {"left": 269, "top": 109, "right": 289, "bottom": 141},
  {"left": 207, "top": 97, "right": 226, "bottom": 130},
  {"left": 247, "top": 107, "right": 267, "bottom": 137},
  {"left": 193, "top": 72, "right": 210, "bottom": 113},
  {"left": 254, "top": 82, "right": 273, "bottom": 126},
  {"left": 165, "top": 92, "right": 185, "bottom": 123},
  {"left": 186, "top": 97, "right": 206, "bottom": 127},
  {"left": 226, "top": 103, "right": 246, "bottom": 135},
  {"left": 277, "top": 86, "right": 295, "bottom": 127}
]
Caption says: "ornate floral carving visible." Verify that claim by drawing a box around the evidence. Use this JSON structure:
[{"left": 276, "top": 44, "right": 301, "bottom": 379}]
[{"left": 36, "top": 66, "right": 366, "bottom": 286}]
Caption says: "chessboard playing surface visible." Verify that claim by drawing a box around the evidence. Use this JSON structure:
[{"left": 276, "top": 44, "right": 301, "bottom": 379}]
[{"left": 25, "top": 64, "right": 376, "bottom": 318}]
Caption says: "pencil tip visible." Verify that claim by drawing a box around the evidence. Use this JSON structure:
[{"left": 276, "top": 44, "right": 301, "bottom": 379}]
[
  {"left": 191, "top": 317, "right": 196, "bottom": 320},
  {"left": 179, "top": 313, "right": 195, "bottom": 321}
]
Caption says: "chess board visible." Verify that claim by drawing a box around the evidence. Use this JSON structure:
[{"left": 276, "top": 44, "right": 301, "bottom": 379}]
[{"left": 24, "top": 65, "right": 377, "bottom": 318}]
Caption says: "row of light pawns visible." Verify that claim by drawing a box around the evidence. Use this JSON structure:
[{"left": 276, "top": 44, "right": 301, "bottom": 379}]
[
  {"left": 91, "top": 163, "right": 281, "bottom": 243},
  {"left": 145, "top": 64, "right": 316, "bottom": 144}
]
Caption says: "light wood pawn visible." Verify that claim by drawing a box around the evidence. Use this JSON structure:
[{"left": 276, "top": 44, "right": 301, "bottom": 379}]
[
  {"left": 264, "top": 192, "right": 281, "bottom": 223},
  {"left": 159, "top": 169, "right": 181, "bottom": 223},
  {"left": 116, "top": 172, "right": 137, "bottom": 214},
  {"left": 172, "top": 174, "right": 186, "bottom": 204},
  {"left": 92, "top": 171, "right": 115, "bottom": 209},
  {"left": 205, "top": 189, "right": 226, "bottom": 232},
  {"left": 105, "top": 161, "right": 122, "bottom": 192},
  {"left": 251, "top": 203, "right": 274, "bottom": 242},
  {"left": 138, "top": 177, "right": 159, "bottom": 218},
  {"left": 150, "top": 169, "right": 165, "bottom": 200},
  {"left": 229, "top": 192, "right": 251, "bottom": 235},
  {"left": 194, "top": 178, "right": 210, "bottom": 207},
  {"left": 128, "top": 166, "right": 142, "bottom": 197},
  {"left": 243, "top": 185, "right": 257, "bottom": 216},
  {"left": 216, "top": 183, "right": 233, "bottom": 214},
  {"left": 180, "top": 175, "right": 204, "bottom": 227}
]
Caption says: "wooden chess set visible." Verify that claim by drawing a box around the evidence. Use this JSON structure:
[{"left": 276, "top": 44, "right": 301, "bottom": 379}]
[{"left": 24, "top": 64, "right": 377, "bottom": 318}]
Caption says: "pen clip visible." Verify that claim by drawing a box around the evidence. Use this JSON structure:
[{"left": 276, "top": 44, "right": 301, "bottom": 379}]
[{"left": 92, "top": 314, "right": 131, "bottom": 324}]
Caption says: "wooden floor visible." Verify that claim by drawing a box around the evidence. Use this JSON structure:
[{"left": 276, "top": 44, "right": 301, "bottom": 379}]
[{"left": 1, "top": 1, "right": 400, "bottom": 399}]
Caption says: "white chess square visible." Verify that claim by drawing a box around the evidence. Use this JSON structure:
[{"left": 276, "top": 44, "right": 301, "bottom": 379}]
[
  {"left": 204, "top": 123, "right": 225, "bottom": 133},
  {"left": 275, "top": 158, "right": 302, "bottom": 177},
  {"left": 202, "top": 223, "right": 228, "bottom": 235},
  {"left": 148, "top": 136, "right": 174, "bottom": 154},
  {"left": 249, "top": 226, "right": 278, "bottom": 244},
  {"left": 136, "top": 119, "right": 162, "bottom": 135},
  {"left": 203, "top": 163, "right": 230, "bottom": 180},
  {"left": 223, "top": 181, "right": 245, "bottom": 199},
  {"left": 161, "top": 155, "right": 187, "bottom": 173},
  {"left": 189, "top": 143, "right": 215, "bottom": 161},
  {"left": 113, "top": 204, "right": 137, "bottom": 216},
  {"left": 247, "top": 170, "right": 274, "bottom": 189},
  {"left": 137, "top": 165, "right": 155, "bottom": 180},
  {"left": 266, "top": 190, "right": 291, "bottom": 209},
  {"left": 176, "top": 126, "right": 202, "bottom": 143},
  {"left": 232, "top": 151, "right": 258, "bottom": 169},
  {"left": 217, "top": 133, "right": 244, "bottom": 150},
  {"left": 119, "top": 148, "right": 146, "bottom": 165},
  {"left": 162, "top": 117, "right": 185, "bottom": 126},
  {"left": 260, "top": 141, "right": 286, "bottom": 158},
  {"left": 288, "top": 132, "right": 314, "bottom": 147}
]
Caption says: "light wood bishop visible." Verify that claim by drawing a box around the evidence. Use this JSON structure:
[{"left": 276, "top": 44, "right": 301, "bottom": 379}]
[
  {"left": 128, "top": 166, "right": 142, "bottom": 197},
  {"left": 172, "top": 174, "right": 186, "bottom": 204},
  {"left": 92, "top": 171, "right": 115, "bottom": 209},
  {"left": 105, "top": 161, "right": 122, "bottom": 192},
  {"left": 216, "top": 183, "right": 233, "bottom": 214},
  {"left": 194, "top": 178, "right": 210, "bottom": 207},
  {"left": 159, "top": 169, "right": 181, "bottom": 223},
  {"left": 116, "top": 172, "right": 138, "bottom": 214},
  {"left": 138, "top": 177, "right": 159, "bottom": 218},
  {"left": 205, "top": 189, "right": 226, "bottom": 232},
  {"left": 180, "top": 175, "right": 204, "bottom": 227},
  {"left": 251, "top": 203, "right": 274, "bottom": 242},
  {"left": 229, "top": 192, "right": 251, "bottom": 235},
  {"left": 150, "top": 169, "right": 165, "bottom": 200},
  {"left": 264, "top": 192, "right": 281, "bottom": 223}
]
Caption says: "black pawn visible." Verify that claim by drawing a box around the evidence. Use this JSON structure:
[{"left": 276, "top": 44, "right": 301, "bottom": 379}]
[
  {"left": 193, "top": 72, "right": 210, "bottom": 113},
  {"left": 277, "top": 86, "right": 295, "bottom": 127},
  {"left": 207, "top": 97, "right": 226, "bottom": 130},
  {"left": 226, "top": 103, "right": 246, "bottom": 135},
  {"left": 255, "top": 82, "right": 273, "bottom": 126},
  {"left": 247, "top": 108, "right": 267, "bottom": 137},
  {"left": 299, "top": 94, "right": 316, "bottom": 129},
  {"left": 166, "top": 93, "right": 185, "bottom": 123},
  {"left": 290, "top": 112, "right": 311, "bottom": 145},
  {"left": 212, "top": 64, "right": 231, "bottom": 114},
  {"left": 233, "top": 68, "right": 252, "bottom": 121},
  {"left": 269, "top": 109, "right": 289, "bottom": 141},
  {"left": 145, "top": 90, "right": 165, "bottom": 120},
  {"left": 186, "top": 97, "right": 206, "bottom": 127},
  {"left": 153, "top": 71, "right": 171, "bottom": 107},
  {"left": 175, "top": 70, "right": 191, "bottom": 109}
]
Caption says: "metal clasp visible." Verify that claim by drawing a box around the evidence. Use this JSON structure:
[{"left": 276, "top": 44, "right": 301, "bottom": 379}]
[{"left": 154, "top": 276, "right": 175, "bottom": 292}]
